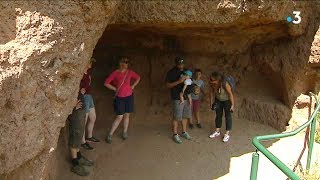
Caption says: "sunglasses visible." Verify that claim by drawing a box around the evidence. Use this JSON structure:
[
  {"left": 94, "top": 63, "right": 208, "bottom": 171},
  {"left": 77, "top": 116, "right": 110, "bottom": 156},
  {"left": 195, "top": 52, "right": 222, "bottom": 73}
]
[{"left": 120, "top": 60, "right": 129, "bottom": 64}]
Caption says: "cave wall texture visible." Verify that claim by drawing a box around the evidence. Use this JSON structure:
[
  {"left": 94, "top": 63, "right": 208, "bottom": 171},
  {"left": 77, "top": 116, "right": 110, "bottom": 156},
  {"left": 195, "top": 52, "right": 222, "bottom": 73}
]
[{"left": 0, "top": 0, "right": 319, "bottom": 179}]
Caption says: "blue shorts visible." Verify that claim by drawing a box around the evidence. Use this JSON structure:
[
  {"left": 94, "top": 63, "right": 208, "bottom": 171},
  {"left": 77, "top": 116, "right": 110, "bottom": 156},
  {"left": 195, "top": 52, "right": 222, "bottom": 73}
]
[
  {"left": 114, "top": 95, "right": 134, "bottom": 115},
  {"left": 83, "top": 94, "right": 95, "bottom": 113}
]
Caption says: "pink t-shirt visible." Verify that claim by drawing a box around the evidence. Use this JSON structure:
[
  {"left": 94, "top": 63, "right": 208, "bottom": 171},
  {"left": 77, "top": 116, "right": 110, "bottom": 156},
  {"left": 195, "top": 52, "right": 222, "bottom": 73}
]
[{"left": 104, "top": 69, "right": 140, "bottom": 97}]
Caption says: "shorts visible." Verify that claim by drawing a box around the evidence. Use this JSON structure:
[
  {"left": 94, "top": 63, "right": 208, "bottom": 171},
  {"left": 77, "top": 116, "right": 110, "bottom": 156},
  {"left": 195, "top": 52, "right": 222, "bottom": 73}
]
[
  {"left": 84, "top": 94, "right": 95, "bottom": 113},
  {"left": 192, "top": 99, "right": 200, "bottom": 113},
  {"left": 172, "top": 100, "right": 191, "bottom": 121},
  {"left": 114, "top": 95, "right": 134, "bottom": 115},
  {"left": 68, "top": 109, "right": 86, "bottom": 148}
]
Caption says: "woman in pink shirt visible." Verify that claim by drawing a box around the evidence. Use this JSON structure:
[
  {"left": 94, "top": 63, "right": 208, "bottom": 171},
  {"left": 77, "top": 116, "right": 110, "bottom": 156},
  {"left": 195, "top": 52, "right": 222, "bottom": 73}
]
[{"left": 104, "top": 56, "right": 140, "bottom": 144}]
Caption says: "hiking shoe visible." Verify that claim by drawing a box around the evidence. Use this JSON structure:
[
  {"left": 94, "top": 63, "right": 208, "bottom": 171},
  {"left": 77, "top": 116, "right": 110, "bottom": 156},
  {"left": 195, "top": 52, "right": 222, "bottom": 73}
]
[
  {"left": 78, "top": 156, "right": 94, "bottom": 166},
  {"left": 105, "top": 134, "right": 112, "bottom": 144},
  {"left": 173, "top": 134, "right": 182, "bottom": 144},
  {"left": 196, "top": 123, "right": 202, "bottom": 128},
  {"left": 81, "top": 142, "right": 94, "bottom": 150},
  {"left": 209, "top": 131, "right": 221, "bottom": 138},
  {"left": 86, "top": 136, "right": 100, "bottom": 143},
  {"left": 223, "top": 134, "right": 230, "bottom": 142},
  {"left": 181, "top": 132, "right": 192, "bottom": 140},
  {"left": 122, "top": 132, "right": 128, "bottom": 140},
  {"left": 189, "top": 124, "right": 194, "bottom": 129},
  {"left": 71, "top": 165, "right": 89, "bottom": 176}
]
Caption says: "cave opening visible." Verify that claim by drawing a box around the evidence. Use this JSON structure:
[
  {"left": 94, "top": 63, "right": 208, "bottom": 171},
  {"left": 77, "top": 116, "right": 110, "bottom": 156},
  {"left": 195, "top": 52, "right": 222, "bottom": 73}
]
[
  {"left": 89, "top": 23, "right": 291, "bottom": 131},
  {"left": 50, "top": 17, "right": 320, "bottom": 180},
  {"left": 48, "top": 23, "right": 294, "bottom": 179},
  {"left": 2, "top": 1, "right": 320, "bottom": 179}
]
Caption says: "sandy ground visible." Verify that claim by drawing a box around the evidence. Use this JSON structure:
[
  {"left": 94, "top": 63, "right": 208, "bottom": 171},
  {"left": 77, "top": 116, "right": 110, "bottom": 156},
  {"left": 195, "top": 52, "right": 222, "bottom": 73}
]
[{"left": 48, "top": 108, "right": 320, "bottom": 180}]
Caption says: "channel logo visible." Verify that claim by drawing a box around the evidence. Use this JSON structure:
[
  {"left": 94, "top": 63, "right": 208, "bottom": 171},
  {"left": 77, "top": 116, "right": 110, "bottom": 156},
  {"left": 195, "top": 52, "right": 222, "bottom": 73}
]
[{"left": 286, "top": 11, "right": 301, "bottom": 24}]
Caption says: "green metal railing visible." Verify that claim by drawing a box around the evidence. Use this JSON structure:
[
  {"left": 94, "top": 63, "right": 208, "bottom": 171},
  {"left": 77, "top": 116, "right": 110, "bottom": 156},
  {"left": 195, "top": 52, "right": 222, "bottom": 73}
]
[{"left": 250, "top": 92, "right": 319, "bottom": 180}]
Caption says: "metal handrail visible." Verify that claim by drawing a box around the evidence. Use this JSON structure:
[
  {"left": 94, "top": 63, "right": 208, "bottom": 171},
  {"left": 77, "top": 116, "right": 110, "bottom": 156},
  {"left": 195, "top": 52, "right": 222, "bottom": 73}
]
[{"left": 250, "top": 92, "right": 319, "bottom": 180}]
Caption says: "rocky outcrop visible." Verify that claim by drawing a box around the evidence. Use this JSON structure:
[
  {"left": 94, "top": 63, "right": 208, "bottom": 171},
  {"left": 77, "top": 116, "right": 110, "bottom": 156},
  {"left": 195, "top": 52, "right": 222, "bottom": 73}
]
[
  {"left": 0, "top": 1, "right": 119, "bottom": 178},
  {"left": 309, "top": 27, "right": 320, "bottom": 67},
  {"left": 0, "top": 0, "right": 320, "bottom": 179}
]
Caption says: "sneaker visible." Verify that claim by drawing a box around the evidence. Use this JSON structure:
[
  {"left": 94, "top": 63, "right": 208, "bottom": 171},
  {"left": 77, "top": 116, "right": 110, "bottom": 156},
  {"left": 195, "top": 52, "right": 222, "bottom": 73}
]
[
  {"left": 181, "top": 132, "right": 192, "bottom": 140},
  {"left": 105, "top": 134, "right": 112, "bottom": 144},
  {"left": 78, "top": 156, "right": 94, "bottom": 166},
  {"left": 173, "top": 134, "right": 182, "bottom": 144},
  {"left": 209, "top": 131, "right": 221, "bottom": 138},
  {"left": 81, "top": 142, "right": 94, "bottom": 150},
  {"left": 86, "top": 136, "right": 100, "bottom": 143},
  {"left": 122, "top": 132, "right": 128, "bottom": 140},
  {"left": 223, "top": 134, "right": 230, "bottom": 142},
  {"left": 71, "top": 165, "right": 90, "bottom": 176},
  {"left": 196, "top": 123, "right": 202, "bottom": 128},
  {"left": 189, "top": 124, "right": 194, "bottom": 129}
]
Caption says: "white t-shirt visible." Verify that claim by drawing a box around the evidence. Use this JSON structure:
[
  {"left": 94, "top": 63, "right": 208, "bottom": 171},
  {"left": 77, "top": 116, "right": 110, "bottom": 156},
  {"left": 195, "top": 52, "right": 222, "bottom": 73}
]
[{"left": 184, "top": 79, "right": 192, "bottom": 85}]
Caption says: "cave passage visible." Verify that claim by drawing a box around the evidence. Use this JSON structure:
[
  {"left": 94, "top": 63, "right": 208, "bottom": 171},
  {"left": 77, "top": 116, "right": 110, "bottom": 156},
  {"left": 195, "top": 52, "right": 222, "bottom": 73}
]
[
  {"left": 89, "top": 23, "right": 291, "bottom": 130},
  {"left": 52, "top": 20, "right": 302, "bottom": 180}
]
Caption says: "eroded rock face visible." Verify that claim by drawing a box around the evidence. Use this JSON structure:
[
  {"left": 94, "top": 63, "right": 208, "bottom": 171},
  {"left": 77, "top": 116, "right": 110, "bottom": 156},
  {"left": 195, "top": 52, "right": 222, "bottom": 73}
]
[
  {"left": 0, "top": 0, "right": 319, "bottom": 179},
  {"left": 309, "top": 26, "right": 320, "bottom": 67},
  {"left": 0, "top": 0, "right": 119, "bottom": 178}
]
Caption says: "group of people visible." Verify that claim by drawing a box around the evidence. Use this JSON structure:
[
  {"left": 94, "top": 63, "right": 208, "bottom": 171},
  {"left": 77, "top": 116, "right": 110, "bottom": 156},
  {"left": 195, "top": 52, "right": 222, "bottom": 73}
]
[
  {"left": 67, "top": 56, "right": 141, "bottom": 176},
  {"left": 166, "top": 57, "right": 235, "bottom": 144},
  {"left": 67, "top": 56, "right": 235, "bottom": 176}
]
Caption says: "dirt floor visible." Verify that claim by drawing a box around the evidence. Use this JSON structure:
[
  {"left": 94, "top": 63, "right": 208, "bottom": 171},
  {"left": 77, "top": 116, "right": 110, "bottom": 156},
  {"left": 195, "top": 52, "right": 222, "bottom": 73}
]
[{"left": 47, "top": 106, "right": 320, "bottom": 180}]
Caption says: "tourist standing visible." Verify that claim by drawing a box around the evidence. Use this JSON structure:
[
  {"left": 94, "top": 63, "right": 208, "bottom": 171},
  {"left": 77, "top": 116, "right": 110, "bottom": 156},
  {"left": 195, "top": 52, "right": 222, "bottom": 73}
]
[
  {"left": 209, "top": 72, "right": 235, "bottom": 142},
  {"left": 189, "top": 69, "right": 205, "bottom": 129},
  {"left": 165, "top": 57, "right": 192, "bottom": 144},
  {"left": 80, "top": 58, "right": 99, "bottom": 151},
  {"left": 68, "top": 94, "right": 94, "bottom": 176},
  {"left": 104, "top": 56, "right": 140, "bottom": 144}
]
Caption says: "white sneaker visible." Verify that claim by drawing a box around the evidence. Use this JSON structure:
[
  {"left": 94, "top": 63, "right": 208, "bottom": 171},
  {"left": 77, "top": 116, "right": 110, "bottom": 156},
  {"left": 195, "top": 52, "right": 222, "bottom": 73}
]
[
  {"left": 223, "top": 134, "right": 230, "bottom": 142},
  {"left": 209, "top": 131, "right": 221, "bottom": 138}
]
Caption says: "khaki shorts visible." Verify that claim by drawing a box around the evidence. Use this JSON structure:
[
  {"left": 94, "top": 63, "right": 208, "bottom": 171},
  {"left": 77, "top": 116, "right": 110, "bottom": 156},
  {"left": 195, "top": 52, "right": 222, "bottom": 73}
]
[
  {"left": 68, "top": 109, "right": 86, "bottom": 148},
  {"left": 172, "top": 100, "right": 191, "bottom": 121}
]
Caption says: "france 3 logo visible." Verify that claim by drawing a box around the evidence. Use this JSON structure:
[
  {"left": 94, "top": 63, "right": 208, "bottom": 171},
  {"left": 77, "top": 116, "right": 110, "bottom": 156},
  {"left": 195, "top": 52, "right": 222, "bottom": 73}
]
[{"left": 286, "top": 11, "right": 301, "bottom": 24}]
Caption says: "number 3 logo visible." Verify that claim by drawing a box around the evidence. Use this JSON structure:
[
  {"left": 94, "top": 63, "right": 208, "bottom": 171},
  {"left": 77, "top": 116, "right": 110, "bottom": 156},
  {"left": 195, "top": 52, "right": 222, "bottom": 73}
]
[{"left": 292, "top": 11, "right": 301, "bottom": 24}]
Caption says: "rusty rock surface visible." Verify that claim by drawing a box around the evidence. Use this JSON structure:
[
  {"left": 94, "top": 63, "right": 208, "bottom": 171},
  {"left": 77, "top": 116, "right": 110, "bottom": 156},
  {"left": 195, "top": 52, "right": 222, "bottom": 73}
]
[
  {"left": 309, "top": 26, "right": 320, "bottom": 67},
  {"left": 0, "top": 0, "right": 319, "bottom": 179},
  {"left": 0, "top": 0, "right": 119, "bottom": 178}
]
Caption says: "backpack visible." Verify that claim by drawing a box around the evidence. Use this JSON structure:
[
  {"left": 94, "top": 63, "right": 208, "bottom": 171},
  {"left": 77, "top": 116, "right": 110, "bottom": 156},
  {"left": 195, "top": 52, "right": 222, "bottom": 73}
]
[{"left": 222, "top": 75, "right": 235, "bottom": 92}]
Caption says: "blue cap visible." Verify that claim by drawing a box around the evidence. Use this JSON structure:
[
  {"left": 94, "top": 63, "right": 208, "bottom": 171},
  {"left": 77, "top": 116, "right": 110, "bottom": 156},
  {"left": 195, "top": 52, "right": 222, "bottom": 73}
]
[{"left": 183, "top": 70, "right": 192, "bottom": 77}]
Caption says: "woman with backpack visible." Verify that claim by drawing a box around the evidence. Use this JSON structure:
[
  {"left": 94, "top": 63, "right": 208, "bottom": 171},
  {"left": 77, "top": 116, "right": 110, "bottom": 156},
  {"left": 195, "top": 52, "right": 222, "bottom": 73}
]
[{"left": 208, "top": 71, "right": 234, "bottom": 142}]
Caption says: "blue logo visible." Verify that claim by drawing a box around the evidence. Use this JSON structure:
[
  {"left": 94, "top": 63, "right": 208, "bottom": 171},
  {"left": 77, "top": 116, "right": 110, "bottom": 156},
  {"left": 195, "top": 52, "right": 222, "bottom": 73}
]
[
  {"left": 286, "top": 11, "right": 301, "bottom": 24},
  {"left": 286, "top": 16, "right": 292, "bottom": 23}
]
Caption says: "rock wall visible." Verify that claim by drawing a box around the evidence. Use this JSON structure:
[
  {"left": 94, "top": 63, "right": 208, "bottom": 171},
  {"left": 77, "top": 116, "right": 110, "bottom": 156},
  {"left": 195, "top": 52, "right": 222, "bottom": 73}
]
[
  {"left": 0, "top": 1, "right": 119, "bottom": 179},
  {"left": 0, "top": 0, "right": 320, "bottom": 179},
  {"left": 309, "top": 25, "right": 320, "bottom": 93}
]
